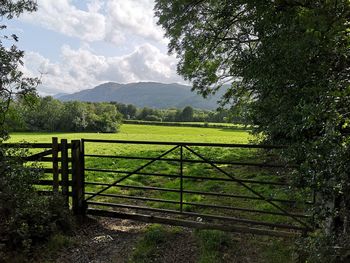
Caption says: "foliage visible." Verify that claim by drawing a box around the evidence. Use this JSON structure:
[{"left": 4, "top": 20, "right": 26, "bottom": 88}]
[
  {"left": 134, "top": 105, "right": 233, "bottom": 123},
  {"left": 0, "top": 1, "right": 73, "bottom": 258},
  {"left": 6, "top": 96, "right": 123, "bottom": 133},
  {"left": 296, "top": 230, "right": 350, "bottom": 263},
  {"left": 0, "top": 0, "right": 40, "bottom": 141},
  {"left": 155, "top": 0, "right": 350, "bottom": 259},
  {"left": 144, "top": 114, "right": 162, "bottom": 122},
  {"left": 111, "top": 102, "right": 137, "bottom": 120},
  {"left": 0, "top": 150, "right": 73, "bottom": 255},
  {"left": 123, "top": 120, "right": 247, "bottom": 129},
  {"left": 179, "top": 105, "right": 194, "bottom": 121}
]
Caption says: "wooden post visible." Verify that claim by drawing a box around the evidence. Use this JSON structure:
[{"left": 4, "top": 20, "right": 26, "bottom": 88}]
[
  {"left": 71, "top": 140, "right": 85, "bottom": 217},
  {"left": 180, "top": 145, "right": 183, "bottom": 213},
  {"left": 52, "top": 137, "right": 59, "bottom": 194},
  {"left": 61, "top": 139, "right": 69, "bottom": 207}
]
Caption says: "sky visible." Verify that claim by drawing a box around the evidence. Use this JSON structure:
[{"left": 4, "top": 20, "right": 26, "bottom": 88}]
[{"left": 7, "top": 0, "right": 184, "bottom": 95}]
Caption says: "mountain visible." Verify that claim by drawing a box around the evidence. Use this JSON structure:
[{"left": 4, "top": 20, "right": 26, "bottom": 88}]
[
  {"left": 53, "top": 92, "right": 69, "bottom": 99},
  {"left": 57, "top": 82, "right": 225, "bottom": 109}
]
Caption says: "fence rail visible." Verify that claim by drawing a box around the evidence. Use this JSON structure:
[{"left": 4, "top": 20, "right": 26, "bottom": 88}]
[{"left": 2, "top": 138, "right": 76, "bottom": 209}]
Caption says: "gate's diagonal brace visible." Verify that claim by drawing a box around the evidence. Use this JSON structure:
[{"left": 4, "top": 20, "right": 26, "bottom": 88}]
[
  {"left": 24, "top": 149, "right": 54, "bottom": 161},
  {"left": 85, "top": 145, "right": 180, "bottom": 202},
  {"left": 184, "top": 145, "right": 312, "bottom": 230}
]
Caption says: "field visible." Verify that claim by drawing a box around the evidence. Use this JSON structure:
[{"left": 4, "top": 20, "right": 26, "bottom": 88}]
[
  {"left": 9, "top": 124, "right": 252, "bottom": 143},
  {"left": 9, "top": 124, "right": 310, "bottom": 227},
  {"left": 9, "top": 124, "right": 302, "bottom": 262}
]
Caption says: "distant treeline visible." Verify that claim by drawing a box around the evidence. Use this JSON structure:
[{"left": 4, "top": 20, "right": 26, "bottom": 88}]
[
  {"left": 123, "top": 120, "right": 248, "bottom": 129},
  {"left": 6, "top": 96, "right": 122, "bottom": 133},
  {"left": 112, "top": 102, "right": 240, "bottom": 123},
  {"left": 6, "top": 96, "right": 241, "bottom": 133}
]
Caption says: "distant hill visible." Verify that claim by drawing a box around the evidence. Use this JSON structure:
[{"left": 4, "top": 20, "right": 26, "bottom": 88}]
[
  {"left": 57, "top": 82, "right": 225, "bottom": 109},
  {"left": 53, "top": 92, "right": 69, "bottom": 99}
]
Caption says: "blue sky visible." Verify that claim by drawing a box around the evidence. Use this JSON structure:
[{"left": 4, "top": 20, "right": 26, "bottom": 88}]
[{"left": 8, "top": 0, "right": 182, "bottom": 95}]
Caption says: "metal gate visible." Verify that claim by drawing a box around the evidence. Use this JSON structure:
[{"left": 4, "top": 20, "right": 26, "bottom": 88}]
[{"left": 80, "top": 139, "right": 314, "bottom": 237}]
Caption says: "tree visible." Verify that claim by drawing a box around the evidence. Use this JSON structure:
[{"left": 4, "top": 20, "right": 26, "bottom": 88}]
[
  {"left": 24, "top": 96, "right": 64, "bottom": 131},
  {"left": 0, "top": 2, "right": 73, "bottom": 257},
  {"left": 155, "top": 0, "right": 350, "bottom": 259},
  {"left": 60, "top": 101, "right": 88, "bottom": 132},
  {"left": 138, "top": 107, "right": 154, "bottom": 120},
  {"left": 180, "top": 106, "right": 194, "bottom": 122},
  {"left": 126, "top": 104, "right": 137, "bottom": 119},
  {"left": 86, "top": 103, "right": 122, "bottom": 133},
  {"left": 0, "top": 0, "right": 39, "bottom": 141}
]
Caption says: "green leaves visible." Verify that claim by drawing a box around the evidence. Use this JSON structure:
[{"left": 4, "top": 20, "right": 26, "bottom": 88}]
[{"left": 155, "top": 0, "right": 350, "bottom": 258}]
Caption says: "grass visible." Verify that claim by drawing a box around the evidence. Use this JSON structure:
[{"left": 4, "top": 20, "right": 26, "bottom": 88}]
[
  {"left": 8, "top": 124, "right": 252, "bottom": 143},
  {"left": 8, "top": 124, "right": 310, "bottom": 225},
  {"left": 129, "top": 224, "right": 179, "bottom": 263},
  {"left": 195, "top": 230, "right": 233, "bottom": 263},
  {"left": 128, "top": 227, "right": 294, "bottom": 263},
  {"left": 8, "top": 124, "right": 300, "bottom": 261}
]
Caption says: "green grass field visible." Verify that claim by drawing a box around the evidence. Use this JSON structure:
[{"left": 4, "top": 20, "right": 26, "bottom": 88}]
[
  {"left": 8, "top": 124, "right": 252, "bottom": 143},
  {"left": 9, "top": 124, "right": 310, "bottom": 226},
  {"left": 9, "top": 124, "right": 300, "bottom": 262}
]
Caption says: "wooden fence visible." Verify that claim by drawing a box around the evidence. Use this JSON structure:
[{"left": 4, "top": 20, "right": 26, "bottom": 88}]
[{"left": 2, "top": 138, "right": 84, "bottom": 214}]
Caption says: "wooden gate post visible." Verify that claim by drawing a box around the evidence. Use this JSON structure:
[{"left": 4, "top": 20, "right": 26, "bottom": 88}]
[
  {"left": 71, "top": 140, "right": 85, "bottom": 217},
  {"left": 60, "top": 139, "right": 69, "bottom": 207},
  {"left": 52, "top": 137, "right": 59, "bottom": 194}
]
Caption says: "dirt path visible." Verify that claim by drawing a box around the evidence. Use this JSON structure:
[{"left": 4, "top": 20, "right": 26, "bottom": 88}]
[
  {"left": 54, "top": 217, "right": 199, "bottom": 263},
  {"left": 55, "top": 217, "right": 147, "bottom": 263},
  {"left": 44, "top": 216, "right": 289, "bottom": 263}
]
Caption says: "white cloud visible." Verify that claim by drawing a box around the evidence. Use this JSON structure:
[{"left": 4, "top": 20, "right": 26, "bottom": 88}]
[
  {"left": 106, "top": 0, "right": 164, "bottom": 44},
  {"left": 22, "top": 0, "right": 106, "bottom": 42},
  {"left": 23, "top": 44, "right": 183, "bottom": 95},
  {"left": 19, "top": 0, "right": 181, "bottom": 96},
  {"left": 87, "top": 0, "right": 104, "bottom": 13},
  {"left": 21, "top": 0, "right": 164, "bottom": 45}
]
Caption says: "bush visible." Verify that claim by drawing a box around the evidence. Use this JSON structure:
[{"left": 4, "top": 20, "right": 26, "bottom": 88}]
[
  {"left": 0, "top": 150, "right": 73, "bottom": 256},
  {"left": 297, "top": 230, "right": 350, "bottom": 263},
  {"left": 144, "top": 115, "right": 162, "bottom": 122}
]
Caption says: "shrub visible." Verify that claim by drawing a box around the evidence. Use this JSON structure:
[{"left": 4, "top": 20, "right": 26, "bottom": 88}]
[
  {"left": 144, "top": 115, "right": 162, "bottom": 122},
  {"left": 0, "top": 149, "right": 73, "bottom": 255}
]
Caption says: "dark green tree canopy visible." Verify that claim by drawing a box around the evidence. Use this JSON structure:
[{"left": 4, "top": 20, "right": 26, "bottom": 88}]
[
  {"left": 155, "top": 0, "right": 350, "bottom": 258},
  {"left": 181, "top": 106, "right": 194, "bottom": 121}
]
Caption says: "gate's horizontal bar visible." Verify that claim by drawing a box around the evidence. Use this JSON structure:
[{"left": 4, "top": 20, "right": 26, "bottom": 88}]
[
  {"left": 86, "top": 201, "right": 309, "bottom": 231},
  {"left": 85, "top": 181, "right": 313, "bottom": 205},
  {"left": 43, "top": 168, "right": 72, "bottom": 174},
  {"left": 84, "top": 154, "right": 288, "bottom": 168},
  {"left": 87, "top": 209, "right": 302, "bottom": 238},
  {"left": 85, "top": 191, "right": 179, "bottom": 204},
  {"left": 38, "top": 157, "right": 72, "bottom": 162},
  {"left": 85, "top": 168, "right": 178, "bottom": 178},
  {"left": 85, "top": 169, "right": 287, "bottom": 185},
  {"left": 182, "top": 201, "right": 310, "bottom": 218},
  {"left": 85, "top": 191, "right": 309, "bottom": 218},
  {"left": 37, "top": 179, "right": 72, "bottom": 186},
  {"left": 82, "top": 139, "right": 286, "bottom": 149}
]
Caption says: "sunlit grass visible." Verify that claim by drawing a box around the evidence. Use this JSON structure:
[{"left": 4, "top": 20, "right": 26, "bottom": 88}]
[{"left": 8, "top": 124, "right": 311, "bottom": 228}]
